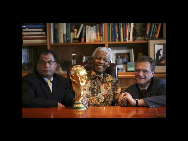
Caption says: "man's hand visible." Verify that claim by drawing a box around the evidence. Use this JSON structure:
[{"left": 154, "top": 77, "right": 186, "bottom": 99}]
[
  {"left": 122, "top": 92, "right": 147, "bottom": 106},
  {"left": 73, "top": 98, "right": 88, "bottom": 108},
  {"left": 119, "top": 92, "right": 136, "bottom": 106},
  {"left": 82, "top": 98, "right": 88, "bottom": 108},
  {"left": 118, "top": 93, "right": 127, "bottom": 106},
  {"left": 124, "top": 92, "right": 136, "bottom": 106},
  {"left": 58, "top": 102, "right": 65, "bottom": 107}
]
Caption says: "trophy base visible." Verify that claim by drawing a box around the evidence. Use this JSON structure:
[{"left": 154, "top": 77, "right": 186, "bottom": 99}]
[
  {"left": 72, "top": 103, "right": 86, "bottom": 110},
  {"left": 73, "top": 38, "right": 79, "bottom": 43}
]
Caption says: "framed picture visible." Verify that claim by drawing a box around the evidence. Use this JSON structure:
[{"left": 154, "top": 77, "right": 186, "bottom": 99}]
[
  {"left": 148, "top": 38, "right": 166, "bottom": 73},
  {"left": 109, "top": 47, "right": 134, "bottom": 72}
]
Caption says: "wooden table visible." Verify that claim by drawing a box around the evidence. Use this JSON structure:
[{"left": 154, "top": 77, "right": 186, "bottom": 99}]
[{"left": 22, "top": 106, "right": 166, "bottom": 118}]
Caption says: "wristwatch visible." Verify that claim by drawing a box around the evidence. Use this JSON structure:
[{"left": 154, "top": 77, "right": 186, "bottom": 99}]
[{"left": 135, "top": 99, "right": 139, "bottom": 107}]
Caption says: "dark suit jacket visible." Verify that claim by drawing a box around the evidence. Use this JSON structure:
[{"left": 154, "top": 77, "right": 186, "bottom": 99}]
[
  {"left": 125, "top": 76, "right": 166, "bottom": 108},
  {"left": 22, "top": 71, "right": 74, "bottom": 108}
]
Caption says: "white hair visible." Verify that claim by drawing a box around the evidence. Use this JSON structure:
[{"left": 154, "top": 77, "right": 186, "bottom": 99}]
[{"left": 92, "top": 47, "right": 112, "bottom": 61}]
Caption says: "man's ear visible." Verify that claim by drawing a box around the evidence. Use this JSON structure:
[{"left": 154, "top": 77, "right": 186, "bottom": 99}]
[{"left": 151, "top": 70, "right": 155, "bottom": 77}]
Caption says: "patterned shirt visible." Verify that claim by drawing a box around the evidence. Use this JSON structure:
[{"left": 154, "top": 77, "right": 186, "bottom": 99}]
[{"left": 83, "top": 70, "right": 121, "bottom": 106}]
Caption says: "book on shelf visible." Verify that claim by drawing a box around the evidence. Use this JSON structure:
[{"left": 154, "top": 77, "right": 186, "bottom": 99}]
[
  {"left": 86, "top": 25, "right": 91, "bottom": 43},
  {"left": 83, "top": 23, "right": 103, "bottom": 43},
  {"left": 51, "top": 23, "right": 75, "bottom": 43},
  {"left": 66, "top": 23, "right": 71, "bottom": 43},
  {"left": 22, "top": 28, "right": 43, "bottom": 32},
  {"left": 58, "top": 23, "right": 64, "bottom": 43},
  {"left": 22, "top": 23, "right": 46, "bottom": 44},
  {"left": 145, "top": 23, "right": 151, "bottom": 40},
  {"left": 77, "top": 24, "right": 84, "bottom": 39},
  {"left": 108, "top": 23, "right": 162, "bottom": 42},
  {"left": 22, "top": 24, "right": 45, "bottom": 29},
  {"left": 22, "top": 32, "right": 46, "bottom": 35},
  {"left": 63, "top": 23, "right": 66, "bottom": 43},
  {"left": 53, "top": 23, "right": 59, "bottom": 43},
  {"left": 23, "top": 40, "right": 47, "bottom": 44},
  {"left": 108, "top": 23, "right": 128, "bottom": 42},
  {"left": 22, "top": 34, "right": 46, "bottom": 40},
  {"left": 155, "top": 23, "right": 161, "bottom": 38},
  {"left": 49, "top": 23, "right": 104, "bottom": 44},
  {"left": 147, "top": 23, "right": 161, "bottom": 39},
  {"left": 81, "top": 26, "right": 86, "bottom": 43},
  {"left": 130, "top": 23, "right": 134, "bottom": 41}
]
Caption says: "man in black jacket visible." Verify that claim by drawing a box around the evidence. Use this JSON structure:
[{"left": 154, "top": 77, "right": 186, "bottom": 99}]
[
  {"left": 22, "top": 49, "right": 74, "bottom": 108},
  {"left": 119, "top": 56, "right": 166, "bottom": 108}
]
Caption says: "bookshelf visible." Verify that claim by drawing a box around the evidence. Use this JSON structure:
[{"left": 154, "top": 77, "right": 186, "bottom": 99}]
[
  {"left": 22, "top": 23, "right": 166, "bottom": 83},
  {"left": 45, "top": 23, "right": 154, "bottom": 48}
]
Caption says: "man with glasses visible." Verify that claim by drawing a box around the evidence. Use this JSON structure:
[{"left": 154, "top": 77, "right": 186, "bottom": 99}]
[
  {"left": 22, "top": 49, "right": 74, "bottom": 108},
  {"left": 119, "top": 56, "right": 166, "bottom": 108}
]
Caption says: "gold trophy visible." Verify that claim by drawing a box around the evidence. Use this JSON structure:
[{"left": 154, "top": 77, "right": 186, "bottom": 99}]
[
  {"left": 70, "top": 65, "right": 87, "bottom": 109},
  {"left": 73, "top": 29, "right": 79, "bottom": 43}
]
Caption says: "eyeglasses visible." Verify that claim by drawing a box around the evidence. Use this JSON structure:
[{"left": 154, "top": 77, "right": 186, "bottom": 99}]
[
  {"left": 38, "top": 60, "right": 56, "bottom": 66},
  {"left": 135, "top": 69, "right": 151, "bottom": 74}
]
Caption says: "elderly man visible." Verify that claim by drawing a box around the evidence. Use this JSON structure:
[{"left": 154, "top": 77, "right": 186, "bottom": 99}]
[
  {"left": 119, "top": 56, "right": 166, "bottom": 108},
  {"left": 81, "top": 47, "right": 122, "bottom": 107},
  {"left": 22, "top": 49, "right": 74, "bottom": 108}
]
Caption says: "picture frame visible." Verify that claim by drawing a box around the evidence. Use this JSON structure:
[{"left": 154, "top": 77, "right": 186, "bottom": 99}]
[
  {"left": 148, "top": 38, "right": 166, "bottom": 73},
  {"left": 109, "top": 47, "right": 134, "bottom": 72}
]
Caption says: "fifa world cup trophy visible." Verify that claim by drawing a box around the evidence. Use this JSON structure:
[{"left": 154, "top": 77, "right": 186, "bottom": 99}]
[{"left": 70, "top": 65, "right": 87, "bottom": 109}]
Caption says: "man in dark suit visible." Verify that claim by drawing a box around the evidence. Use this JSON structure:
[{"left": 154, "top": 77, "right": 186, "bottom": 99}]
[
  {"left": 118, "top": 56, "right": 166, "bottom": 108},
  {"left": 22, "top": 49, "right": 74, "bottom": 108}
]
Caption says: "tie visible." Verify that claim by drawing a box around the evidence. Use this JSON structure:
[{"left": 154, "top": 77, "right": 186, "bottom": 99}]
[
  {"left": 141, "top": 89, "right": 146, "bottom": 97},
  {"left": 47, "top": 80, "right": 52, "bottom": 93}
]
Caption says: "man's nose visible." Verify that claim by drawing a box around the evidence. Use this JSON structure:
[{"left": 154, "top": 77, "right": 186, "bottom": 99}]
[
  {"left": 137, "top": 70, "right": 144, "bottom": 75},
  {"left": 98, "top": 58, "right": 104, "bottom": 63},
  {"left": 44, "top": 62, "right": 50, "bottom": 67}
]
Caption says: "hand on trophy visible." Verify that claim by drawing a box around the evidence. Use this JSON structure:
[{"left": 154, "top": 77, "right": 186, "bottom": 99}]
[
  {"left": 82, "top": 97, "right": 88, "bottom": 108},
  {"left": 73, "top": 97, "right": 88, "bottom": 108}
]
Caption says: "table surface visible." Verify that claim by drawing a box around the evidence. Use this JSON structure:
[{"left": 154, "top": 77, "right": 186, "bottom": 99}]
[{"left": 22, "top": 106, "right": 166, "bottom": 118}]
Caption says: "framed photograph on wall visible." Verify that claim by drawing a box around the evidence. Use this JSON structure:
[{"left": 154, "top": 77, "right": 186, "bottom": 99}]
[
  {"left": 148, "top": 38, "right": 166, "bottom": 73},
  {"left": 109, "top": 47, "right": 134, "bottom": 72}
]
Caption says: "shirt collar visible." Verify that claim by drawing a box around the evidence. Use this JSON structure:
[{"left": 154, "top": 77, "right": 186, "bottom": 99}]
[
  {"left": 138, "top": 82, "right": 150, "bottom": 91},
  {"left": 43, "top": 77, "right": 53, "bottom": 82},
  {"left": 90, "top": 70, "right": 103, "bottom": 79}
]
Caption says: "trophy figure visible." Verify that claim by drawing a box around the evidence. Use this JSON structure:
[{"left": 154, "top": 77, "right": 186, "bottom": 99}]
[
  {"left": 74, "top": 29, "right": 77, "bottom": 38},
  {"left": 70, "top": 65, "right": 87, "bottom": 109},
  {"left": 73, "top": 29, "right": 79, "bottom": 43}
]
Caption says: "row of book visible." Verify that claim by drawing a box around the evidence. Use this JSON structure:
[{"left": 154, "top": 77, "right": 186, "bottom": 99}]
[
  {"left": 51, "top": 23, "right": 104, "bottom": 43},
  {"left": 108, "top": 23, "right": 162, "bottom": 42},
  {"left": 22, "top": 23, "right": 162, "bottom": 44},
  {"left": 22, "top": 23, "right": 47, "bottom": 44}
]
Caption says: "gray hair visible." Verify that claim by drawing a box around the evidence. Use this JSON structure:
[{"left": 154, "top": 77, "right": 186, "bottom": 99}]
[{"left": 92, "top": 47, "right": 112, "bottom": 61}]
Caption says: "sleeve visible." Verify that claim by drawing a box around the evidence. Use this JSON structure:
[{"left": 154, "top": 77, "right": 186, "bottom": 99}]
[
  {"left": 62, "top": 79, "right": 74, "bottom": 107},
  {"left": 22, "top": 79, "right": 58, "bottom": 108},
  {"left": 113, "top": 79, "right": 122, "bottom": 106},
  {"left": 143, "top": 82, "right": 166, "bottom": 108}
]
